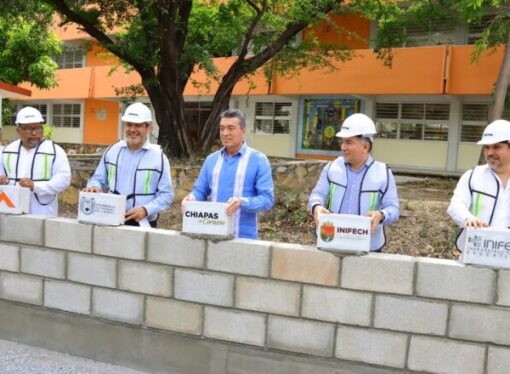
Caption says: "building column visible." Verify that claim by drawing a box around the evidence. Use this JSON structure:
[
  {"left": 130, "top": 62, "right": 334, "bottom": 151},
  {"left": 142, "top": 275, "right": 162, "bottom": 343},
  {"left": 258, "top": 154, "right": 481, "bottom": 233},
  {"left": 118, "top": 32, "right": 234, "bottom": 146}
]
[{"left": 447, "top": 97, "right": 461, "bottom": 172}]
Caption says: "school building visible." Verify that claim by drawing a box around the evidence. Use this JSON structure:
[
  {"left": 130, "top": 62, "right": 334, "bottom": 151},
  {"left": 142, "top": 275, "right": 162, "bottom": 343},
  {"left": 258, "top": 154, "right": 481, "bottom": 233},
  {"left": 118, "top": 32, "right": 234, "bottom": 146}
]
[{"left": 3, "top": 14, "right": 506, "bottom": 173}]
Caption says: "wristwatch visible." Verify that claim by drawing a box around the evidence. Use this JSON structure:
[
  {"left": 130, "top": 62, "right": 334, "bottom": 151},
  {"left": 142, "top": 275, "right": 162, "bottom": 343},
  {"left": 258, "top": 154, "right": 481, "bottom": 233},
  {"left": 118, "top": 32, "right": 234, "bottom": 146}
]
[{"left": 379, "top": 210, "right": 385, "bottom": 223}]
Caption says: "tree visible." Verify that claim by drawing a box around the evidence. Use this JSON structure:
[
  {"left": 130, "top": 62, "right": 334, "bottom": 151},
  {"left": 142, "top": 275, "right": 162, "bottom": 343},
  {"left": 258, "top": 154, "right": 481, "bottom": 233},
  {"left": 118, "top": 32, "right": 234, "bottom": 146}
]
[{"left": 24, "top": 0, "right": 400, "bottom": 157}]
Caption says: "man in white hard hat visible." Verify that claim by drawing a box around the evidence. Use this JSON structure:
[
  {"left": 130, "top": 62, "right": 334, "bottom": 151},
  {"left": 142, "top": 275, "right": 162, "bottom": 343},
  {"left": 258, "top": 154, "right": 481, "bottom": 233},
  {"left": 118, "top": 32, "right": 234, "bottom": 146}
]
[
  {"left": 308, "top": 113, "right": 400, "bottom": 251},
  {"left": 0, "top": 106, "right": 71, "bottom": 216},
  {"left": 84, "top": 102, "right": 173, "bottom": 227},
  {"left": 448, "top": 119, "right": 510, "bottom": 250}
]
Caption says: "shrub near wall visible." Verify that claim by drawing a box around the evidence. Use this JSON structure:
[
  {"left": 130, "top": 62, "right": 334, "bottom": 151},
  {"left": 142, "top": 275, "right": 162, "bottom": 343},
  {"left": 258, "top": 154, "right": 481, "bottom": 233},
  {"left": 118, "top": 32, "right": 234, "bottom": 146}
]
[{"left": 1, "top": 214, "right": 510, "bottom": 373}]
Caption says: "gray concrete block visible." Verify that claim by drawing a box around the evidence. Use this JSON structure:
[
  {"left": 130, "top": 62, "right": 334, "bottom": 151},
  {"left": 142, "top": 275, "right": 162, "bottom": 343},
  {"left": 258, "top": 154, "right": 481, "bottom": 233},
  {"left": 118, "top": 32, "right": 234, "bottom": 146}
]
[
  {"left": 236, "top": 277, "right": 300, "bottom": 316},
  {"left": 0, "top": 272, "right": 42, "bottom": 305},
  {"left": 449, "top": 305, "right": 510, "bottom": 345},
  {"left": 93, "top": 225, "right": 146, "bottom": 260},
  {"left": 302, "top": 286, "right": 371, "bottom": 326},
  {"left": 341, "top": 253, "right": 415, "bottom": 295},
  {"left": 21, "top": 247, "right": 65, "bottom": 279},
  {"left": 408, "top": 336, "right": 485, "bottom": 374},
  {"left": 204, "top": 307, "right": 266, "bottom": 346},
  {"left": 497, "top": 270, "right": 510, "bottom": 307},
  {"left": 0, "top": 215, "right": 44, "bottom": 245},
  {"left": 174, "top": 269, "right": 233, "bottom": 307},
  {"left": 147, "top": 230, "right": 205, "bottom": 268},
  {"left": 267, "top": 316, "right": 335, "bottom": 357},
  {"left": 92, "top": 288, "right": 144, "bottom": 325},
  {"left": 0, "top": 244, "right": 19, "bottom": 272},
  {"left": 374, "top": 295, "right": 447, "bottom": 335},
  {"left": 119, "top": 261, "right": 172, "bottom": 297},
  {"left": 417, "top": 257, "right": 495, "bottom": 304},
  {"left": 207, "top": 239, "right": 270, "bottom": 277},
  {"left": 45, "top": 218, "right": 92, "bottom": 253},
  {"left": 145, "top": 297, "right": 202, "bottom": 335},
  {"left": 335, "top": 326, "right": 407, "bottom": 369},
  {"left": 44, "top": 280, "right": 91, "bottom": 315},
  {"left": 488, "top": 346, "right": 510, "bottom": 374},
  {"left": 67, "top": 254, "right": 116, "bottom": 288}
]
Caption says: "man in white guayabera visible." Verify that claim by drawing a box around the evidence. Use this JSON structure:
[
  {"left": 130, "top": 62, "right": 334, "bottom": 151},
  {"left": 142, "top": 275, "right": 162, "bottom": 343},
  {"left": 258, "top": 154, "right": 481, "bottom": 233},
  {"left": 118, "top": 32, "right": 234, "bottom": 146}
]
[
  {"left": 0, "top": 106, "right": 71, "bottom": 216},
  {"left": 448, "top": 119, "right": 510, "bottom": 250},
  {"left": 182, "top": 109, "right": 274, "bottom": 239}
]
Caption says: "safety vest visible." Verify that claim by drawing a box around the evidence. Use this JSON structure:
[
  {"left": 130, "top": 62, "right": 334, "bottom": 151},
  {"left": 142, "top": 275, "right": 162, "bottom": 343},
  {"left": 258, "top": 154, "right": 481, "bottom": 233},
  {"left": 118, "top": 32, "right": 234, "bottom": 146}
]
[
  {"left": 324, "top": 157, "right": 391, "bottom": 251},
  {"left": 455, "top": 165, "right": 500, "bottom": 250},
  {"left": 102, "top": 141, "right": 165, "bottom": 209}
]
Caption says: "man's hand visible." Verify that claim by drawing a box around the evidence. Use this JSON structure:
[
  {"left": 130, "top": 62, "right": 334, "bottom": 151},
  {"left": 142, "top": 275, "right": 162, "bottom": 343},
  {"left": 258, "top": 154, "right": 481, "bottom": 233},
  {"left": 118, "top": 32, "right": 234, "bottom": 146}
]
[
  {"left": 367, "top": 210, "right": 384, "bottom": 234},
  {"left": 313, "top": 205, "right": 330, "bottom": 226},
  {"left": 19, "top": 178, "right": 35, "bottom": 191},
  {"left": 83, "top": 186, "right": 101, "bottom": 193},
  {"left": 181, "top": 193, "right": 196, "bottom": 213},
  {"left": 464, "top": 218, "right": 488, "bottom": 229},
  {"left": 225, "top": 197, "right": 241, "bottom": 216},
  {"left": 125, "top": 206, "right": 148, "bottom": 222},
  {"left": 0, "top": 176, "right": 8, "bottom": 185}
]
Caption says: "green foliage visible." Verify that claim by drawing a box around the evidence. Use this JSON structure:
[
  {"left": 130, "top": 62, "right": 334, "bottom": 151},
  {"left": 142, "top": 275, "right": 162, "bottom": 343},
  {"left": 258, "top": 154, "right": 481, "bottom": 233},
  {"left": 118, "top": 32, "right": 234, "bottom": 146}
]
[
  {"left": 1, "top": 99, "right": 16, "bottom": 128},
  {"left": 43, "top": 123, "right": 55, "bottom": 140}
]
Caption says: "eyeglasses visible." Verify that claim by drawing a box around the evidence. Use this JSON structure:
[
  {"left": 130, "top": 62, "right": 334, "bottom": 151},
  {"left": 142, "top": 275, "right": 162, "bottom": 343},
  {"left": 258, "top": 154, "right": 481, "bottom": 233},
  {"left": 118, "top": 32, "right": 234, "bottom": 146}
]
[{"left": 19, "top": 127, "right": 43, "bottom": 134}]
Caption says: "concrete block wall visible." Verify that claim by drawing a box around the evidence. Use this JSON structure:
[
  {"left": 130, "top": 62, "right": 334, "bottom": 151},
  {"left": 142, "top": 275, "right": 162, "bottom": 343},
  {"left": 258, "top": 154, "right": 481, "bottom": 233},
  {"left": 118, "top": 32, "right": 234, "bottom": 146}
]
[{"left": 1, "top": 214, "right": 510, "bottom": 373}]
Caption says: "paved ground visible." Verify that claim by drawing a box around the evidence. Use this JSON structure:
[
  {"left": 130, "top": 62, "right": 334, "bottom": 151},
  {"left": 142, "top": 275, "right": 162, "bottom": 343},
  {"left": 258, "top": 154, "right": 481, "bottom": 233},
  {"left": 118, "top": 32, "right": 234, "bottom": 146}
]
[{"left": 0, "top": 339, "right": 148, "bottom": 374}]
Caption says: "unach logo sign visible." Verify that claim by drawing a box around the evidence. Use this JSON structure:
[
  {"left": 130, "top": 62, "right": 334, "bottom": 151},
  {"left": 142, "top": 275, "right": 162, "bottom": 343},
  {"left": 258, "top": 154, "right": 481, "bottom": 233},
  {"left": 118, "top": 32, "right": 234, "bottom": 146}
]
[{"left": 0, "top": 192, "right": 15, "bottom": 208}]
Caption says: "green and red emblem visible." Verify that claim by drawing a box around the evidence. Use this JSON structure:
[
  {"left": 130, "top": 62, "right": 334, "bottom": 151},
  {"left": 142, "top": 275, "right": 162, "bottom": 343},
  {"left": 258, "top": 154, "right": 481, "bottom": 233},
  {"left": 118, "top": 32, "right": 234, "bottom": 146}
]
[{"left": 320, "top": 221, "right": 335, "bottom": 242}]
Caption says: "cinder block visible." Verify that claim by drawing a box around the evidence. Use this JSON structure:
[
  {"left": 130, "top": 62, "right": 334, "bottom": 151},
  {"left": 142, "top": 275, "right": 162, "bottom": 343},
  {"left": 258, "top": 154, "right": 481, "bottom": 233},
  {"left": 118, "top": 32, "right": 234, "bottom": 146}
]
[
  {"left": 335, "top": 326, "right": 407, "bottom": 368},
  {"left": 497, "top": 270, "right": 510, "bottom": 306},
  {"left": 449, "top": 305, "right": 510, "bottom": 345},
  {"left": 45, "top": 218, "right": 92, "bottom": 253},
  {"left": 146, "top": 297, "right": 202, "bottom": 335},
  {"left": 92, "top": 288, "right": 144, "bottom": 324},
  {"left": 174, "top": 269, "right": 233, "bottom": 307},
  {"left": 271, "top": 243, "right": 339, "bottom": 286},
  {"left": 207, "top": 239, "right": 270, "bottom": 277},
  {"left": 341, "top": 254, "right": 414, "bottom": 295},
  {"left": 67, "top": 254, "right": 116, "bottom": 288},
  {"left": 93, "top": 225, "right": 145, "bottom": 260},
  {"left": 408, "top": 336, "right": 485, "bottom": 374},
  {"left": 44, "top": 280, "right": 91, "bottom": 315},
  {"left": 0, "top": 244, "right": 19, "bottom": 271},
  {"left": 148, "top": 230, "right": 205, "bottom": 268},
  {"left": 0, "top": 215, "right": 44, "bottom": 245},
  {"left": 236, "top": 277, "right": 300, "bottom": 316},
  {"left": 119, "top": 261, "right": 172, "bottom": 297},
  {"left": 374, "top": 295, "right": 447, "bottom": 335},
  {"left": 204, "top": 307, "right": 266, "bottom": 346},
  {"left": 0, "top": 272, "right": 42, "bottom": 305},
  {"left": 302, "top": 286, "right": 371, "bottom": 326},
  {"left": 488, "top": 346, "right": 510, "bottom": 374},
  {"left": 20, "top": 247, "right": 65, "bottom": 279},
  {"left": 417, "top": 257, "right": 495, "bottom": 304},
  {"left": 267, "top": 316, "right": 335, "bottom": 357}
]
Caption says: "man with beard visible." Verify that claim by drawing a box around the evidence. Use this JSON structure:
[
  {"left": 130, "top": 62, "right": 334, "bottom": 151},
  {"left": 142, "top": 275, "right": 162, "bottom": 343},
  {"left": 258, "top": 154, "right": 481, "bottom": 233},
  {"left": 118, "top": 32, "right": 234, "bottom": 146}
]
[
  {"left": 84, "top": 102, "right": 173, "bottom": 227},
  {"left": 448, "top": 119, "right": 510, "bottom": 249},
  {"left": 182, "top": 109, "right": 274, "bottom": 239},
  {"left": 0, "top": 106, "right": 71, "bottom": 216}
]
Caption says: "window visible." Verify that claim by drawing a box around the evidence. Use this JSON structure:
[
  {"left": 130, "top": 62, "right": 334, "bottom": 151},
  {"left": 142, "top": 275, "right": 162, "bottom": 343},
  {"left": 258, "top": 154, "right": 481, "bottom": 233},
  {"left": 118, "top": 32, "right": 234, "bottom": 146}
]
[
  {"left": 54, "top": 47, "right": 85, "bottom": 69},
  {"left": 9, "top": 104, "right": 48, "bottom": 125},
  {"left": 254, "top": 102, "right": 292, "bottom": 134},
  {"left": 375, "top": 103, "right": 450, "bottom": 141},
  {"left": 467, "top": 14, "right": 496, "bottom": 44},
  {"left": 404, "top": 19, "right": 457, "bottom": 47},
  {"left": 461, "top": 103, "right": 489, "bottom": 142},
  {"left": 52, "top": 104, "right": 81, "bottom": 128}
]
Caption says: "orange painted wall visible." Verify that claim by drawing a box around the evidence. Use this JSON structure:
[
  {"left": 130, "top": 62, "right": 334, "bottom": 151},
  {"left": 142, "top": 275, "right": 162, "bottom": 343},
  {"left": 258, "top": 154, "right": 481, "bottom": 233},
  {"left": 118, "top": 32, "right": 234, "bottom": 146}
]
[
  {"left": 83, "top": 99, "right": 120, "bottom": 144},
  {"left": 86, "top": 44, "right": 119, "bottom": 67},
  {"left": 304, "top": 14, "right": 370, "bottom": 49}
]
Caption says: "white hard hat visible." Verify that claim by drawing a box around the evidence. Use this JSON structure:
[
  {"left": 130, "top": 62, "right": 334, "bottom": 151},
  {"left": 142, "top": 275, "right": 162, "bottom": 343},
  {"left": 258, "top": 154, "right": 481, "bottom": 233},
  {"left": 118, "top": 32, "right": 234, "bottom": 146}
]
[
  {"left": 15, "top": 106, "right": 45, "bottom": 125},
  {"left": 121, "top": 102, "right": 152, "bottom": 123},
  {"left": 477, "top": 119, "right": 510, "bottom": 145},
  {"left": 336, "top": 113, "right": 376, "bottom": 138}
]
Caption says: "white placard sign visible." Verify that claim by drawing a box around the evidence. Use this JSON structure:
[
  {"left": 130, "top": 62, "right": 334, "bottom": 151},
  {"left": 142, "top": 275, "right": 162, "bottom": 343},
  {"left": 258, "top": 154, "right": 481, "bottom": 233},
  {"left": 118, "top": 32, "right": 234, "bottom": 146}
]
[
  {"left": 0, "top": 186, "right": 30, "bottom": 215},
  {"left": 317, "top": 213, "right": 371, "bottom": 253},
  {"left": 182, "top": 201, "right": 233, "bottom": 237},
  {"left": 78, "top": 192, "right": 126, "bottom": 226},
  {"left": 462, "top": 227, "right": 510, "bottom": 269}
]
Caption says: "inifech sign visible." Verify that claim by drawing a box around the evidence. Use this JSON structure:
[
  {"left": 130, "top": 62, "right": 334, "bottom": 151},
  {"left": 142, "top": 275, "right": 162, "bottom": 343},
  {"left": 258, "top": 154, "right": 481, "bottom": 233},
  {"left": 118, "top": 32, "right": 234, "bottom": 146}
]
[
  {"left": 182, "top": 201, "right": 233, "bottom": 237},
  {"left": 0, "top": 186, "right": 30, "bottom": 215},
  {"left": 317, "top": 213, "right": 371, "bottom": 253},
  {"left": 78, "top": 192, "right": 126, "bottom": 226},
  {"left": 462, "top": 227, "right": 510, "bottom": 269}
]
